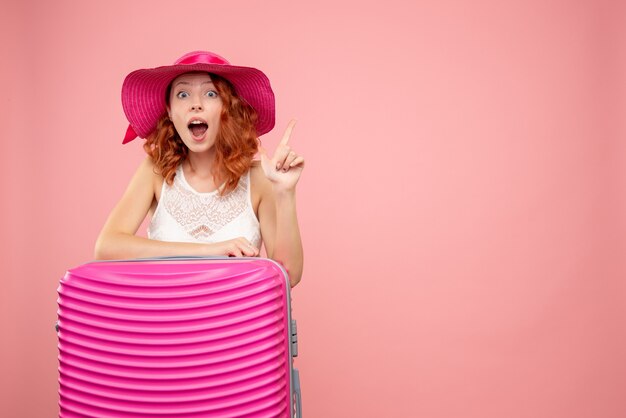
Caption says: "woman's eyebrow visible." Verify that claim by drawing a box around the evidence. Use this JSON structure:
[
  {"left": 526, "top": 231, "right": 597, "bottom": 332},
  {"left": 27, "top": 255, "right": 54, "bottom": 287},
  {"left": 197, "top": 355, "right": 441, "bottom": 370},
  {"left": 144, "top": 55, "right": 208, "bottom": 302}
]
[{"left": 173, "top": 81, "right": 215, "bottom": 87}]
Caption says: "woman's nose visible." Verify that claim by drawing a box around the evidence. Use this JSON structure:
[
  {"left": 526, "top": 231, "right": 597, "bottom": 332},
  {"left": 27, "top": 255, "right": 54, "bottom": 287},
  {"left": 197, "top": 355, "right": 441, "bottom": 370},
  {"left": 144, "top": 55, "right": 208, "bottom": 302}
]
[{"left": 190, "top": 95, "right": 203, "bottom": 111}]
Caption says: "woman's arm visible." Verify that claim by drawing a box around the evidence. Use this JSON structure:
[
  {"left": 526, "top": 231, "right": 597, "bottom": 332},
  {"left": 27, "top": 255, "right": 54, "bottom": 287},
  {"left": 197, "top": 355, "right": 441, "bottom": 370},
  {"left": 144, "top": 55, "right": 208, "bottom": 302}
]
[
  {"left": 95, "top": 156, "right": 259, "bottom": 260},
  {"left": 256, "top": 120, "right": 305, "bottom": 288},
  {"left": 256, "top": 168, "right": 304, "bottom": 288}
]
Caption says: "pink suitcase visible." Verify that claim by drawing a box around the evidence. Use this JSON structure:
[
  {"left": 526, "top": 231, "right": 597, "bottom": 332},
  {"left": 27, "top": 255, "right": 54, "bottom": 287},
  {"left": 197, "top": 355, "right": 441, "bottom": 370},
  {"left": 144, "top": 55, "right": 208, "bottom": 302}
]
[{"left": 56, "top": 256, "right": 302, "bottom": 417}]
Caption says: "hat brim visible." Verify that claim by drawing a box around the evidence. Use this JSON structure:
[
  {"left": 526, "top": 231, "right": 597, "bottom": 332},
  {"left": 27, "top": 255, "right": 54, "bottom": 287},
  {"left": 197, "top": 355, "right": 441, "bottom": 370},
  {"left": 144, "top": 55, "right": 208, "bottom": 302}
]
[{"left": 121, "top": 62, "right": 275, "bottom": 143}]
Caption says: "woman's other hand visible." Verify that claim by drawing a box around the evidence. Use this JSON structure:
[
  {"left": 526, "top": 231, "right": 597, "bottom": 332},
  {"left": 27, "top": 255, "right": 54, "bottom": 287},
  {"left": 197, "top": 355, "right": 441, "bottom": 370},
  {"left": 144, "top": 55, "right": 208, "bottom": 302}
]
[
  {"left": 258, "top": 119, "right": 305, "bottom": 193},
  {"left": 207, "top": 237, "right": 260, "bottom": 257}
]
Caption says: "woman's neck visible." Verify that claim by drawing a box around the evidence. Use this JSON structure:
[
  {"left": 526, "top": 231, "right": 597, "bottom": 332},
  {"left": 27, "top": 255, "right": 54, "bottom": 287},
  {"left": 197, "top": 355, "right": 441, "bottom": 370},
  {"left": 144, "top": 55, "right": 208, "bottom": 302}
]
[{"left": 185, "top": 150, "right": 217, "bottom": 178}]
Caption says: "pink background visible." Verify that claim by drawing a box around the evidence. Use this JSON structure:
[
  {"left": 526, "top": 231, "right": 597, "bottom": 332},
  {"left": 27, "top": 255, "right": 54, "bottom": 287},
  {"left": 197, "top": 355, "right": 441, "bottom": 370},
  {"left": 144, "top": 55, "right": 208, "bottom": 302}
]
[{"left": 2, "top": 0, "right": 625, "bottom": 417}]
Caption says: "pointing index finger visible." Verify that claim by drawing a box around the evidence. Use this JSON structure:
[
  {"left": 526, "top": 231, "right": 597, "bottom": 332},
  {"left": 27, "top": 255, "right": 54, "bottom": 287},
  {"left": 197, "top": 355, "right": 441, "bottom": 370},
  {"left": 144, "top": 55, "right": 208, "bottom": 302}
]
[{"left": 279, "top": 119, "right": 297, "bottom": 146}]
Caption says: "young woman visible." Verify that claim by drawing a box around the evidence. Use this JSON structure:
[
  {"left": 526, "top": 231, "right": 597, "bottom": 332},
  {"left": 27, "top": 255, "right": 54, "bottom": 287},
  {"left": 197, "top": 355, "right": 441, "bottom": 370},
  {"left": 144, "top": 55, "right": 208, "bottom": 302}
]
[{"left": 94, "top": 51, "right": 304, "bottom": 287}]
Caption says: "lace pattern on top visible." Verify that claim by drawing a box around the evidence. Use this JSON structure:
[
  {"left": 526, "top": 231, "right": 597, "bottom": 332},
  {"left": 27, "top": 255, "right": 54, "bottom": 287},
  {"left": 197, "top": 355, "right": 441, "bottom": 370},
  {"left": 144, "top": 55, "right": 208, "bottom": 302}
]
[{"left": 147, "top": 165, "right": 261, "bottom": 248}]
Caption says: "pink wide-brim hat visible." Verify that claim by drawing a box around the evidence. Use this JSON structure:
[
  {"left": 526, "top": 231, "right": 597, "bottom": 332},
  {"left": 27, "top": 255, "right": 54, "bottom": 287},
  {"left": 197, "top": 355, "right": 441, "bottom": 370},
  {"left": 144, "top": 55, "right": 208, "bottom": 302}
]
[{"left": 121, "top": 51, "right": 275, "bottom": 144}]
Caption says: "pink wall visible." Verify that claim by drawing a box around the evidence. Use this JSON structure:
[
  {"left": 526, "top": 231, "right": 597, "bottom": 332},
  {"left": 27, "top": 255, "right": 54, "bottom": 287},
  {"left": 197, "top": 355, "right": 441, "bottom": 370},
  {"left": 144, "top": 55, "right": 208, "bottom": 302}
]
[{"left": 2, "top": 0, "right": 625, "bottom": 417}]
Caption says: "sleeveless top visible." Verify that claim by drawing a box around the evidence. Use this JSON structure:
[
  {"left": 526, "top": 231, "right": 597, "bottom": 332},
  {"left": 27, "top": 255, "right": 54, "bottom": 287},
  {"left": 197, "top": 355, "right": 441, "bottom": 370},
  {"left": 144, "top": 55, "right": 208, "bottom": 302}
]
[{"left": 147, "top": 164, "right": 262, "bottom": 249}]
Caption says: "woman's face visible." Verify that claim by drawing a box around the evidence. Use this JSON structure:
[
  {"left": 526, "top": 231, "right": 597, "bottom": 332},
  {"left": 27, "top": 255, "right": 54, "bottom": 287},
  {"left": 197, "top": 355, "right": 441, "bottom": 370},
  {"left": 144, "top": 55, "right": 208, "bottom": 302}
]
[{"left": 167, "top": 72, "right": 223, "bottom": 154}]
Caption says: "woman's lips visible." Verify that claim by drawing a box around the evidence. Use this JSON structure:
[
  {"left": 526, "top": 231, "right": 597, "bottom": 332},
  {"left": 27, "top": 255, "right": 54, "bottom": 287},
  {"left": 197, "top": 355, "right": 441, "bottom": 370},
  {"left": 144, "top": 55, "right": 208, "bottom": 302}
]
[
  {"left": 189, "top": 124, "right": 207, "bottom": 138},
  {"left": 188, "top": 121, "right": 208, "bottom": 141}
]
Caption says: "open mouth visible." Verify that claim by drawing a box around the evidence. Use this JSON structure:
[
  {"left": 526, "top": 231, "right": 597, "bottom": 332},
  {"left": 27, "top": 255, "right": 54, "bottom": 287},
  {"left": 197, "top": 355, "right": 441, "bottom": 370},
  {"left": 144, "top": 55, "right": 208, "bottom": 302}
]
[{"left": 188, "top": 121, "right": 208, "bottom": 138}]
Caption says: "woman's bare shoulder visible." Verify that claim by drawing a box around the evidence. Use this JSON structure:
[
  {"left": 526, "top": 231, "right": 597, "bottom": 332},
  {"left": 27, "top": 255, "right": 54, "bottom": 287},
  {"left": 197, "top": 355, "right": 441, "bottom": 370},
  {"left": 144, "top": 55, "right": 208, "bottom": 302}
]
[
  {"left": 249, "top": 160, "right": 272, "bottom": 206},
  {"left": 136, "top": 155, "right": 156, "bottom": 173},
  {"left": 249, "top": 160, "right": 270, "bottom": 188},
  {"left": 133, "top": 156, "right": 163, "bottom": 181},
  {"left": 129, "top": 156, "right": 162, "bottom": 196}
]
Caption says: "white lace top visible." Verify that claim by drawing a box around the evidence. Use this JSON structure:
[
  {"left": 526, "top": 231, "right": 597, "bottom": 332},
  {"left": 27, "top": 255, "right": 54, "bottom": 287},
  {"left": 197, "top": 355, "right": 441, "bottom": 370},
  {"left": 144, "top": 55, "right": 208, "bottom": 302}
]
[{"left": 147, "top": 164, "right": 262, "bottom": 249}]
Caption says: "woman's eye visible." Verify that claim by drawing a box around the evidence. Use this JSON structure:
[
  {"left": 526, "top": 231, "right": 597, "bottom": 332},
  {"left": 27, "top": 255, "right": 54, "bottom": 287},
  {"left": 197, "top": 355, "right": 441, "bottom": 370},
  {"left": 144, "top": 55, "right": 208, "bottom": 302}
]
[
  {"left": 206, "top": 90, "right": 218, "bottom": 98},
  {"left": 176, "top": 91, "right": 189, "bottom": 99}
]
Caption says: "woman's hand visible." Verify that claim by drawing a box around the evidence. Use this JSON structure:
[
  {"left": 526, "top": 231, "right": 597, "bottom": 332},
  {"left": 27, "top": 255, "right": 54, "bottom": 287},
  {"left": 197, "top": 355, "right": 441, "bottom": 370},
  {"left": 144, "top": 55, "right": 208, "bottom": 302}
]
[
  {"left": 258, "top": 119, "right": 305, "bottom": 193},
  {"left": 206, "top": 238, "right": 259, "bottom": 257}
]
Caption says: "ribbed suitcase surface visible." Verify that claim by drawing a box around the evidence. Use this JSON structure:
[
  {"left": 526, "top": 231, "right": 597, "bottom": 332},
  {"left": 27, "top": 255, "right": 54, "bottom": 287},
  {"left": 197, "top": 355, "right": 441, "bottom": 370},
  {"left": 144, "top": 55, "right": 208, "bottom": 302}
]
[{"left": 57, "top": 257, "right": 301, "bottom": 417}]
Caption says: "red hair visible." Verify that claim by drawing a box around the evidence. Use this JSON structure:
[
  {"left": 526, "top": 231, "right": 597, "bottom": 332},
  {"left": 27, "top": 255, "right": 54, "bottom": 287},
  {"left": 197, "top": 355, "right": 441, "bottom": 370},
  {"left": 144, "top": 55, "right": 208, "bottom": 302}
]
[{"left": 143, "top": 73, "right": 259, "bottom": 196}]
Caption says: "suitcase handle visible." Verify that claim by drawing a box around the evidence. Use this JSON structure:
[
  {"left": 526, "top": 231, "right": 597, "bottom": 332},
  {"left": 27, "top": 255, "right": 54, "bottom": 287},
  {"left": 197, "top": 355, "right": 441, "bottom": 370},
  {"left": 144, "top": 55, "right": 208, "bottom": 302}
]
[{"left": 89, "top": 255, "right": 232, "bottom": 263}]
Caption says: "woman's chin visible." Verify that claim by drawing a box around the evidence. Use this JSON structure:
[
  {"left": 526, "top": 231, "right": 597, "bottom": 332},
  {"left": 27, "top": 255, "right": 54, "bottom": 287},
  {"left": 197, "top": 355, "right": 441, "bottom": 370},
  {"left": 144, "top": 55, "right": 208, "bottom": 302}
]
[{"left": 182, "top": 136, "right": 215, "bottom": 153}]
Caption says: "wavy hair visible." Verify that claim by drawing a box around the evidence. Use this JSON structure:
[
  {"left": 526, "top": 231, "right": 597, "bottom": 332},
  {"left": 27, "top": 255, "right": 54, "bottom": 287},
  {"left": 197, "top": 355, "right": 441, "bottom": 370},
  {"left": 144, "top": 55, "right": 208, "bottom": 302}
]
[{"left": 143, "top": 72, "right": 260, "bottom": 196}]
